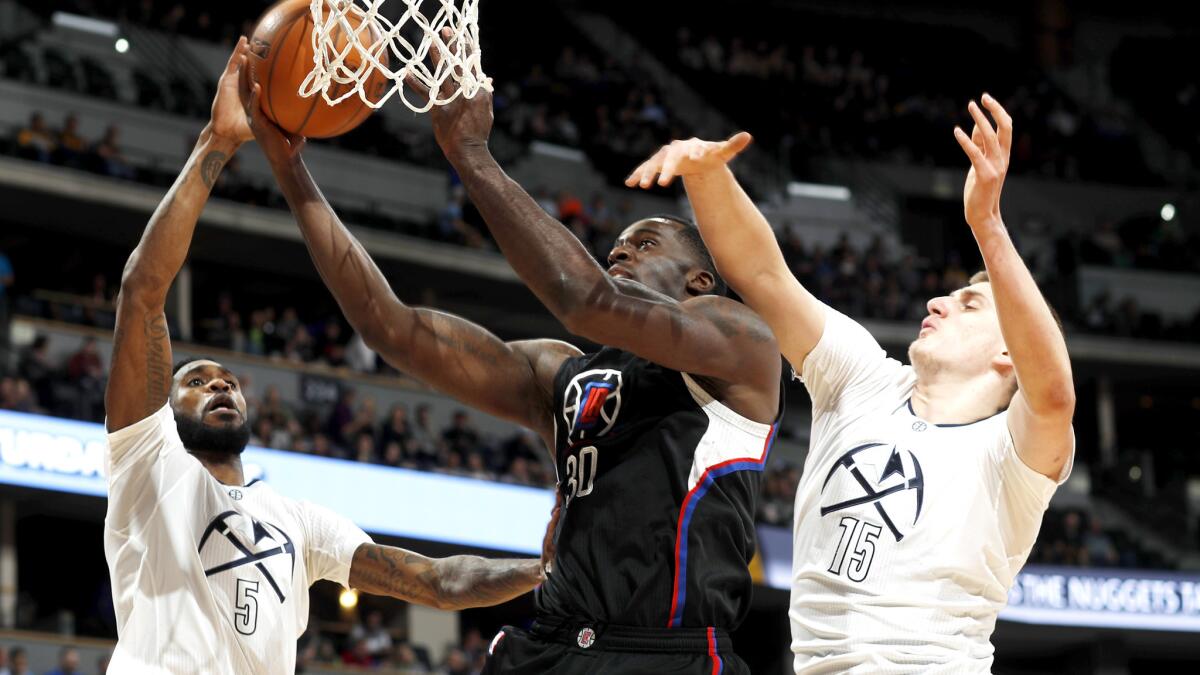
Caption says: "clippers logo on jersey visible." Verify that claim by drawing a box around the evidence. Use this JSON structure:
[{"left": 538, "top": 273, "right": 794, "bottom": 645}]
[
  {"left": 562, "top": 369, "right": 623, "bottom": 443},
  {"left": 820, "top": 443, "right": 925, "bottom": 542},
  {"left": 198, "top": 510, "right": 297, "bottom": 603}
]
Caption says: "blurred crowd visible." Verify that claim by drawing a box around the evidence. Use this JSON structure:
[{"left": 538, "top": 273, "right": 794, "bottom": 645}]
[
  {"left": 0, "top": 645, "right": 107, "bottom": 675},
  {"left": 297, "top": 610, "right": 498, "bottom": 675},
  {"left": 1030, "top": 508, "right": 1167, "bottom": 570},
  {"left": 1, "top": 328, "right": 557, "bottom": 489},
  {"left": 12, "top": 112, "right": 133, "bottom": 180},
  {"left": 657, "top": 21, "right": 1153, "bottom": 186}
]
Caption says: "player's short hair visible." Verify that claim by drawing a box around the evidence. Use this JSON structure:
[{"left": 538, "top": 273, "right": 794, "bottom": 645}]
[
  {"left": 173, "top": 356, "right": 224, "bottom": 378},
  {"left": 646, "top": 214, "right": 728, "bottom": 297},
  {"left": 967, "top": 270, "right": 1065, "bottom": 338}
]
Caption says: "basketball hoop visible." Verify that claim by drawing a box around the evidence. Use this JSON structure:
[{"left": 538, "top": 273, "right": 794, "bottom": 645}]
[{"left": 300, "top": 0, "right": 491, "bottom": 113}]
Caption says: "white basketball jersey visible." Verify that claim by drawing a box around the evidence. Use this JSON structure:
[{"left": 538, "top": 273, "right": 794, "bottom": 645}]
[
  {"left": 104, "top": 404, "right": 371, "bottom": 674},
  {"left": 790, "top": 308, "right": 1073, "bottom": 674}
]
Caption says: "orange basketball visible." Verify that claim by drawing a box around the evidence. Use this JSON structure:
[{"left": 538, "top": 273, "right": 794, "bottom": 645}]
[{"left": 248, "top": 0, "right": 390, "bottom": 138}]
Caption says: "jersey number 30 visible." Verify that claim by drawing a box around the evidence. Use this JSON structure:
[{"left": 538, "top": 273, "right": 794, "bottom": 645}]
[
  {"left": 828, "top": 516, "right": 881, "bottom": 582},
  {"left": 565, "top": 446, "right": 599, "bottom": 504}
]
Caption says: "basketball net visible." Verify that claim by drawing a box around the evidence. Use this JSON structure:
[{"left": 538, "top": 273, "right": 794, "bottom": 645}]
[{"left": 300, "top": 0, "right": 491, "bottom": 113}]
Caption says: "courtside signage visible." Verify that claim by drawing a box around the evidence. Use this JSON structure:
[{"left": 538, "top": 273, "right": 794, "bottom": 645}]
[
  {"left": 0, "top": 410, "right": 552, "bottom": 554},
  {"left": 1004, "top": 565, "right": 1200, "bottom": 632},
  {"left": 756, "top": 523, "right": 1200, "bottom": 631}
]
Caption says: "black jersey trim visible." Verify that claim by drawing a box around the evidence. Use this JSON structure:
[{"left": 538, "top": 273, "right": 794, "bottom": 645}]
[{"left": 905, "top": 398, "right": 1005, "bottom": 428}]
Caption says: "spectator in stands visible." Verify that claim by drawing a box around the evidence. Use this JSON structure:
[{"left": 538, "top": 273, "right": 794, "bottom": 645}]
[
  {"left": 349, "top": 609, "right": 394, "bottom": 662},
  {"left": 353, "top": 431, "right": 377, "bottom": 463},
  {"left": 18, "top": 335, "right": 54, "bottom": 406},
  {"left": 442, "top": 410, "right": 480, "bottom": 462},
  {"left": 95, "top": 653, "right": 110, "bottom": 675},
  {"left": 2, "top": 646, "right": 31, "bottom": 675},
  {"left": 380, "top": 403, "right": 412, "bottom": 451},
  {"left": 0, "top": 246, "right": 12, "bottom": 361},
  {"left": 1083, "top": 515, "right": 1119, "bottom": 567},
  {"left": 93, "top": 125, "right": 133, "bottom": 179},
  {"left": 66, "top": 336, "right": 105, "bottom": 420},
  {"left": 440, "top": 647, "right": 471, "bottom": 675},
  {"left": 326, "top": 388, "right": 357, "bottom": 445},
  {"left": 43, "top": 646, "right": 81, "bottom": 675},
  {"left": 341, "top": 638, "right": 373, "bottom": 667},
  {"left": 438, "top": 186, "right": 488, "bottom": 249},
  {"left": 385, "top": 643, "right": 429, "bottom": 673},
  {"left": 15, "top": 112, "right": 54, "bottom": 162},
  {"left": 0, "top": 376, "right": 36, "bottom": 413},
  {"left": 55, "top": 113, "right": 87, "bottom": 168},
  {"left": 409, "top": 403, "right": 439, "bottom": 465}
]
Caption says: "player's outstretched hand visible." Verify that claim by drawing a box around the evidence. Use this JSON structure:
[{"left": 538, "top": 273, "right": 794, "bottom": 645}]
[
  {"left": 624, "top": 132, "right": 753, "bottom": 190},
  {"left": 954, "top": 93, "right": 1012, "bottom": 229},
  {"left": 237, "top": 49, "right": 306, "bottom": 164},
  {"left": 540, "top": 487, "right": 564, "bottom": 576},
  {"left": 210, "top": 36, "right": 254, "bottom": 146},
  {"left": 408, "top": 28, "right": 494, "bottom": 161}
]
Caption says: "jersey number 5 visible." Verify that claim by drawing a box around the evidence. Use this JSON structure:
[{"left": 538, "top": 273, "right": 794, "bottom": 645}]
[
  {"left": 565, "top": 446, "right": 599, "bottom": 504},
  {"left": 234, "top": 578, "right": 259, "bottom": 635},
  {"left": 828, "top": 516, "right": 882, "bottom": 582}
]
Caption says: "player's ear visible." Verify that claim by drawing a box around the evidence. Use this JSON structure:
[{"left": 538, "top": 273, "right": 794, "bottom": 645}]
[
  {"left": 992, "top": 350, "right": 1014, "bottom": 378},
  {"left": 686, "top": 269, "right": 716, "bottom": 296}
]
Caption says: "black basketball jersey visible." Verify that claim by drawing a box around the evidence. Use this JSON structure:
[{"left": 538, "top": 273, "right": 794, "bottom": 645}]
[{"left": 536, "top": 347, "right": 782, "bottom": 630}]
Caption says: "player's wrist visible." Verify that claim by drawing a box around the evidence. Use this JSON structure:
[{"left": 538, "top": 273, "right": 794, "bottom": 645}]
[
  {"left": 444, "top": 140, "right": 492, "bottom": 168},
  {"left": 198, "top": 123, "right": 244, "bottom": 154}
]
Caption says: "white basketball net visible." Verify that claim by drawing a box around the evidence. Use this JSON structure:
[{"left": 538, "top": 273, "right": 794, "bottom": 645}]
[{"left": 301, "top": 0, "right": 492, "bottom": 113}]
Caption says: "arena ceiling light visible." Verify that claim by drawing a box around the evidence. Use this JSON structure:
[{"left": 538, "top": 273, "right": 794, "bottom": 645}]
[
  {"left": 51, "top": 12, "right": 118, "bottom": 37},
  {"left": 787, "top": 181, "right": 852, "bottom": 201},
  {"left": 1161, "top": 203, "right": 1176, "bottom": 221}
]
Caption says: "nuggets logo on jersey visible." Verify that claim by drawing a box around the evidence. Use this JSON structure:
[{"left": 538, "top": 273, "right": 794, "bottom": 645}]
[
  {"left": 198, "top": 510, "right": 297, "bottom": 608},
  {"left": 820, "top": 443, "right": 924, "bottom": 541},
  {"left": 562, "top": 369, "right": 623, "bottom": 443}
]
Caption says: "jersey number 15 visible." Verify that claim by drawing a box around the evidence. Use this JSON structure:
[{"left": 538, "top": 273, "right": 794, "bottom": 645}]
[{"left": 828, "top": 516, "right": 881, "bottom": 582}]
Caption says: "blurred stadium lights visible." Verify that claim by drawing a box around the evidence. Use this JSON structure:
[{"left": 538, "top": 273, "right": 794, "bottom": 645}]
[
  {"left": 1162, "top": 203, "right": 1177, "bottom": 221},
  {"left": 787, "top": 181, "right": 851, "bottom": 201},
  {"left": 50, "top": 12, "right": 118, "bottom": 37},
  {"left": 339, "top": 588, "right": 359, "bottom": 610},
  {"left": 114, "top": 38, "right": 130, "bottom": 54}
]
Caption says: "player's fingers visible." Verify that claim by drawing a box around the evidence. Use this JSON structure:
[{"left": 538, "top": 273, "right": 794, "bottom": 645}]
[
  {"left": 634, "top": 147, "right": 667, "bottom": 189},
  {"left": 658, "top": 150, "right": 682, "bottom": 186},
  {"left": 248, "top": 81, "right": 263, "bottom": 120},
  {"left": 954, "top": 126, "right": 985, "bottom": 164},
  {"left": 721, "top": 131, "right": 753, "bottom": 159},
  {"left": 403, "top": 70, "right": 431, "bottom": 102},
  {"left": 967, "top": 100, "right": 999, "bottom": 155},
  {"left": 971, "top": 123, "right": 985, "bottom": 152},
  {"left": 981, "top": 93, "right": 1013, "bottom": 154},
  {"left": 624, "top": 161, "right": 650, "bottom": 187},
  {"left": 223, "top": 36, "right": 247, "bottom": 78}
]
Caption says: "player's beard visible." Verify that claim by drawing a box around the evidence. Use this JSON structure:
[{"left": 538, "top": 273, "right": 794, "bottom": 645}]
[{"left": 175, "top": 413, "right": 251, "bottom": 456}]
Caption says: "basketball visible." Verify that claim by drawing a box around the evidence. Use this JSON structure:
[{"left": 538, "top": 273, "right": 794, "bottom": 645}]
[{"left": 247, "top": 0, "right": 389, "bottom": 138}]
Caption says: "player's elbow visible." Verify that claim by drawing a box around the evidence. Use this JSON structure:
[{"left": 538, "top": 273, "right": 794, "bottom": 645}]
[{"left": 1029, "top": 381, "right": 1076, "bottom": 418}]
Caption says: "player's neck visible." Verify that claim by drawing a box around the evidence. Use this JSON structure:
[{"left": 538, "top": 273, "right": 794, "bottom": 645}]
[
  {"left": 190, "top": 449, "right": 246, "bottom": 486},
  {"left": 910, "top": 373, "right": 1008, "bottom": 426}
]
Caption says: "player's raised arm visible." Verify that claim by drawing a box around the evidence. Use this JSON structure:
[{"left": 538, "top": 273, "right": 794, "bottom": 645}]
[
  {"left": 106, "top": 39, "right": 253, "bottom": 432},
  {"left": 348, "top": 544, "right": 545, "bottom": 610},
  {"left": 239, "top": 63, "right": 575, "bottom": 445},
  {"left": 626, "top": 135, "right": 827, "bottom": 374},
  {"left": 416, "top": 40, "right": 778, "bottom": 401},
  {"left": 953, "top": 94, "right": 1074, "bottom": 479}
]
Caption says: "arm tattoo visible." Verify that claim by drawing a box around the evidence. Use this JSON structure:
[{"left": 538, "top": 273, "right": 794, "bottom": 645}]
[
  {"left": 143, "top": 313, "right": 171, "bottom": 415},
  {"left": 350, "top": 544, "right": 541, "bottom": 610},
  {"left": 200, "top": 150, "right": 227, "bottom": 189}
]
